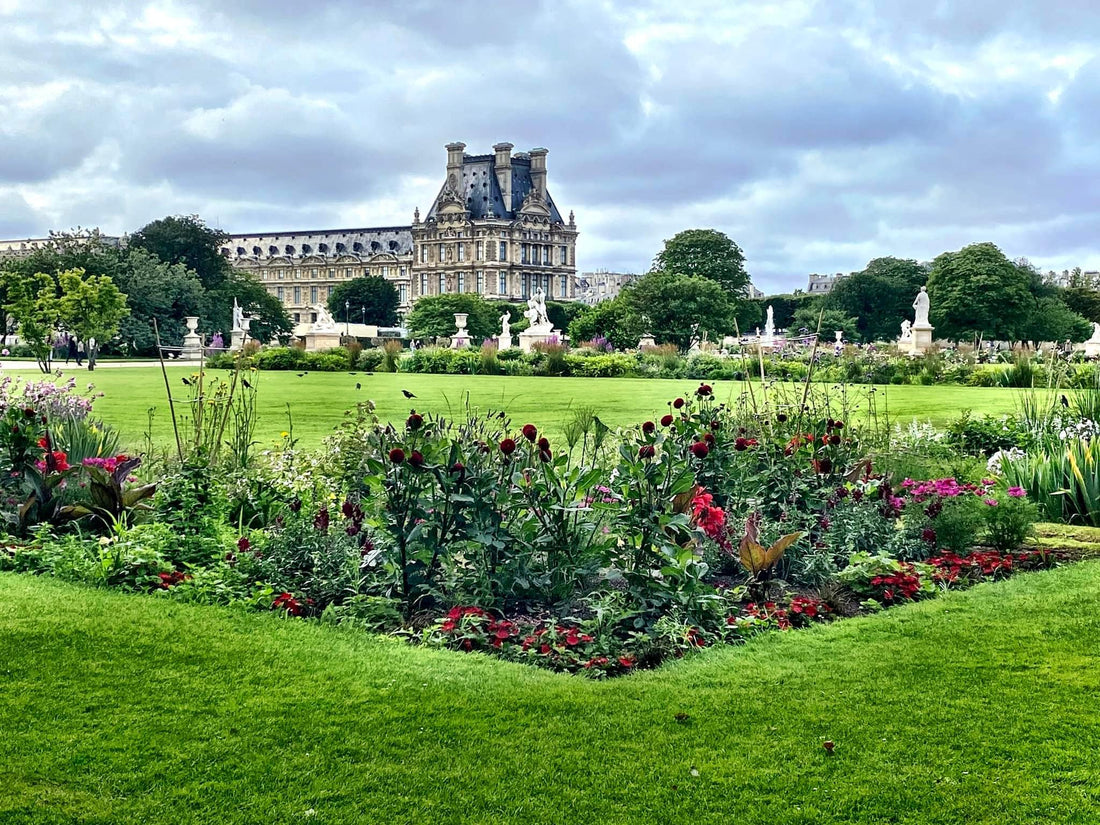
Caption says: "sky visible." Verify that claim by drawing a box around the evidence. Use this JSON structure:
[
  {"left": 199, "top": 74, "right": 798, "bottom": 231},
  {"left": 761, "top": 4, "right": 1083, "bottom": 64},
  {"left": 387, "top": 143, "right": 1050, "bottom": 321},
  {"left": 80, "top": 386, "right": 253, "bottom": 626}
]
[{"left": 2, "top": 0, "right": 1099, "bottom": 293}]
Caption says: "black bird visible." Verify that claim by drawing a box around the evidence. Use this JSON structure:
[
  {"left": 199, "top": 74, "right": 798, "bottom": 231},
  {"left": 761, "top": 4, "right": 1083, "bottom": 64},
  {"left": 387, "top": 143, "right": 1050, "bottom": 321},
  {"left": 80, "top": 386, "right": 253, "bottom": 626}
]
[
  {"left": 348, "top": 372, "right": 357, "bottom": 376},
  {"left": 365, "top": 372, "right": 374, "bottom": 376},
  {"left": 241, "top": 378, "right": 252, "bottom": 389},
  {"left": 402, "top": 389, "right": 416, "bottom": 399},
  {"left": 181, "top": 377, "right": 193, "bottom": 386},
  {"left": 1061, "top": 394, "right": 1070, "bottom": 408},
  {"left": 355, "top": 383, "right": 361, "bottom": 390},
  {"left": 296, "top": 372, "right": 306, "bottom": 378}
]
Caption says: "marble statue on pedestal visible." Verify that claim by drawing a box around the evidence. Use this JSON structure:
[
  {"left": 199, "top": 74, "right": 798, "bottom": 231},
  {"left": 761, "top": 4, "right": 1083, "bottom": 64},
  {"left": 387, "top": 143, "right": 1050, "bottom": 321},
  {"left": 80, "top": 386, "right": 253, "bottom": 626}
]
[
  {"left": 498, "top": 312, "right": 513, "bottom": 349},
  {"left": 900, "top": 319, "right": 912, "bottom": 341},
  {"left": 311, "top": 304, "right": 338, "bottom": 332},
  {"left": 913, "top": 287, "right": 930, "bottom": 326},
  {"left": 1083, "top": 322, "right": 1100, "bottom": 358},
  {"left": 523, "top": 287, "right": 552, "bottom": 332}
]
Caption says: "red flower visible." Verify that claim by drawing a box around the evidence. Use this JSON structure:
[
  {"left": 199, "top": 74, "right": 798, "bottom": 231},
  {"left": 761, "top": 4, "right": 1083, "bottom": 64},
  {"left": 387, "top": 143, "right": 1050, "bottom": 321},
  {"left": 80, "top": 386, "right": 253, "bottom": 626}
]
[
  {"left": 642, "top": 420, "right": 655, "bottom": 435},
  {"left": 673, "top": 397, "right": 685, "bottom": 409},
  {"left": 690, "top": 441, "right": 710, "bottom": 459},
  {"left": 406, "top": 413, "right": 423, "bottom": 430},
  {"left": 538, "top": 448, "right": 552, "bottom": 463},
  {"left": 661, "top": 414, "right": 674, "bottom": 427},
  {"left": 703, "top": 432, "right": 715, "bottom": 445},
  {"left": 388, "top": 448, "right": 405, "bottom": 464},
  {"left": 638, "top": 444, "right": 656, "bottom": 459},
  {"left": 408, "top": 450, "right": 425, "bottom": 467},
  {"left": 450, "top": 461, "right": 465, "bottom": 475},
  {"left": 618, "top": 656, "right": 635, "bottom": 669},
  {"left": 696, "top": 383, "right": 713, "bottom": 397},
  {"left": 521, "top": 423, "right": 538, "bottom": 442},
  {"left": 237, "top": 536, "right": 250, "bottom": 552},
  {"left": 734, "top": 437, "right": 749, "bottom": 451},
  {"left": 313, "top": 507, "right": 330, "bottom": 532},
  {"left": 36, "top": 436, "right": 49, "bottom": 449},
  {"left": 537, "top": 436, "right": 550, "bottom": 451},
  {"left": 500, "top": 438, "right": 517, "bottom": 455}
]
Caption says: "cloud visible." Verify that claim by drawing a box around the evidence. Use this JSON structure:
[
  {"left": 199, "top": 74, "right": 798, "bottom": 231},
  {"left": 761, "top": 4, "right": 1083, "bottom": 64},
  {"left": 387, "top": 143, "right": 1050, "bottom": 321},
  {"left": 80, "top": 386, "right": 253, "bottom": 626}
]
[{"left": 0, "top": 0, "right": 1098, "bottom": 289}]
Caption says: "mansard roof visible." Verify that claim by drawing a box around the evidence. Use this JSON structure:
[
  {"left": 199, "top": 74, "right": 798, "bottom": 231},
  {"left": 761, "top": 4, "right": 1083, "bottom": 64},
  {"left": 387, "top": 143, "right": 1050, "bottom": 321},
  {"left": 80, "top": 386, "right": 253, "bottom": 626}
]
[
  {"left": 223, "top": 226, "right": 413, "bottom": 260},
  {"left": 425, "top": 154, "right": 564, "bottom": 223}
]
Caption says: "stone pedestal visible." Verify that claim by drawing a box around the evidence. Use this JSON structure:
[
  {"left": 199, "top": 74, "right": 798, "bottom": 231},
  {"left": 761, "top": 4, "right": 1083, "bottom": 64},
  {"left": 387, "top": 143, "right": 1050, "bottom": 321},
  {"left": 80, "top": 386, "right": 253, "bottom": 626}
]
[
  {"left": 497, "top": 335, "right": 513, "bottom": 350},
  {"left": 907, "top": 323, "right": 934, "bottom": 354},
  {"left": 181, "top": 316, "right": 203, "bottom": 359},
  {"left": 303, "top": 331, "right": 343, "bottom": 352},
  {"left": 1082, "top": 323, "right": 1100, "bottom": 358},
  {"left": 638, "top": 334, "right": 656, "bottom": 348},
  {"left": 230, "top": 329, "right": 247, "bottom": 351},
  {"left": 519, "top": 328, "right": 560, "bottom": 353},
  {"left": 451, "top": 313, "right": 471, "bottom": 349}
]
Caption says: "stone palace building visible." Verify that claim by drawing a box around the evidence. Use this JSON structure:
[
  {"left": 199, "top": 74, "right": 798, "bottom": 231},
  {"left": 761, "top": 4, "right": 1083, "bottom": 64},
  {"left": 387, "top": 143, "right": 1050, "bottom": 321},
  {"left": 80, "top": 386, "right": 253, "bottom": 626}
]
[
  {"left": 222, "top": 141, "right": 578, "bottom": 323},
  {"left": 0, "top": 142, "right": 579, "bottom": 327}
]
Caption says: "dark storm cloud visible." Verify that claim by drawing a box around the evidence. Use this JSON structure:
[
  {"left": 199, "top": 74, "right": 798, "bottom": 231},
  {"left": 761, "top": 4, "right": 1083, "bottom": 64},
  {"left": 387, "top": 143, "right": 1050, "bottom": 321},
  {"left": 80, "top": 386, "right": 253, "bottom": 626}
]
[{"left": 1, "top": 0, "right": 1098, "bottom": 287}]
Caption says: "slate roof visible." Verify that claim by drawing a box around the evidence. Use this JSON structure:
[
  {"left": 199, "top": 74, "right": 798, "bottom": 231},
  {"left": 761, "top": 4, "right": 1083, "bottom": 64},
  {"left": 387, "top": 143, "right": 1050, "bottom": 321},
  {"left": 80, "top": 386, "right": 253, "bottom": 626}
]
[
  {"left": 223, "top": 226, "right": 413, "bottom": 259},
  {"left": 425, "top": 154, "right": 564, "bottom": 223}
]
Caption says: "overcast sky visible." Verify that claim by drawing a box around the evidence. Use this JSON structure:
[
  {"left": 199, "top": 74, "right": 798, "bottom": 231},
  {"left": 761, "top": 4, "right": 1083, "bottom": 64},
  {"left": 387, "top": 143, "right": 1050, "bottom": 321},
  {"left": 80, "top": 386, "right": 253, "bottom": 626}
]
[{"left": 2, "top": 0, "right": 1099, "bottom": 292}]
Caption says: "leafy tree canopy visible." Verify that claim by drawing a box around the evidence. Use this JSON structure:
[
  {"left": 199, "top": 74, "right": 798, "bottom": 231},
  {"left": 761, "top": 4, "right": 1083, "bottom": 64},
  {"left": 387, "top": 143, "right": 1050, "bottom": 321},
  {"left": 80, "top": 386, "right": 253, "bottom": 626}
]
[
  {"left": 327, "top": 277, "right": 400, "bottom": 327},
  {"left": 56, "top": 269, "right": 130, "bottom": 370},
  {"left": 566, "top": 296, "right": 645, "bottom": 351},
  {"left": 926, "top": 242, "right": 1033, "bottom": 342},
  {"left": 2, "top": 270, "right": 59, "bottom": 373},
  {"left": 129, "top": 215, "right": 231, "bottom": 292},
  {"left": 826, "top": 257, "right": 929, "bottom": 342},
  {"left": 112, "top": 248, "right": 204, "bottom": 355},
  {"left": 623, "top": 270, "right": 735, "bottom": 352},
  {"left": 652, "top": 229, "right": 749, "bottom": 295},
  {"left": 791, "top": 305, "right": 859, "bottom": 341},
  {"left": 1063, "top": 287, "right": 1100, "bottom": 324},
  {"left": 405, "top": 294, "right": 499, "bottom": 342}
]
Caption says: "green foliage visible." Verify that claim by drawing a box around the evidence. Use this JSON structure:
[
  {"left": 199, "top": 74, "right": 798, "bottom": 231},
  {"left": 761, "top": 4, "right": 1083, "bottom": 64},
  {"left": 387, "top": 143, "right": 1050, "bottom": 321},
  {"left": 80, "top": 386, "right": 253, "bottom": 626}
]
[
  {"left": 983, "top": 492, "right": 1037, "bottom": 553},
  {"left": 624, "top": 270, "right": 735, "bottom": 352},
  {"left": 113, "top": 248, "right": 204, "bottom": 356},
  {"left": 2, "top": 270, "right": 59, "bottom": 373},
  {"left": 826, "top": 257, "right": 928, "bottom": 342},
  {"left": 56, "top": 268, "right": 130, "bottom": 370},
  {"left": 567, "top": 296, "right": 644, "bottom": 350},
  {"left": 405, "top": 294, "right": 499, "bottom": 341},
  {"left": 927, "top": 243, "right": 1033, "bottom": 342},
  {"left": 327, "top": 276, "right": 400, "bottom": 326},
  {"left": 1002, "top": 438, "right": 1100, "bottom": 527},
  {"left": 128, "top": 215, "right": 231, "bottom": 292},
  {"left": 652, "top": 228, "right": 749, "bottom": 295},
  {"left": 791, "top": 305, "right": 858, "bottom": 339}
]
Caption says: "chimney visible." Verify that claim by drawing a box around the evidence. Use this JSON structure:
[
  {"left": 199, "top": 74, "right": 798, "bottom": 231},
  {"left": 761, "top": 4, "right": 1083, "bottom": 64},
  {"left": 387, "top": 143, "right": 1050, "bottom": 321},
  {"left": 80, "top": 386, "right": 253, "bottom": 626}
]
[
  {"left": 493, "top": 142, "right": 514, "bottom": 210},
  {"left": 445, "top": 141, "right": 466, "bottom": 179},
  {"left": 529, "top": 147, "right": 548, "bottom": 199}
]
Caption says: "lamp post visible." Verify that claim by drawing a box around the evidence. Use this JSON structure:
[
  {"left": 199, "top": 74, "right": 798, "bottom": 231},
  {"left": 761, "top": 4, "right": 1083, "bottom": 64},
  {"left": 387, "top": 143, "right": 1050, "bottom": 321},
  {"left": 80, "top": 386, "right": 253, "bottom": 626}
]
[
  {"left": 345, "top": 300, "right": 350, "bottom": 336},
  {"left": 361, "top": 307, "right": 365, "bottom": 326}
]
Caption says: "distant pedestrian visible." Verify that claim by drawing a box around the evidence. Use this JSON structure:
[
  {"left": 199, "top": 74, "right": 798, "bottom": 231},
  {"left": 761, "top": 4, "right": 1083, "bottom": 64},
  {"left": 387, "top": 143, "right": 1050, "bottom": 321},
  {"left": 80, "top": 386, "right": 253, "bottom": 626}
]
[
  {"left": 75, "top": 340, "right": 85, "bottom": 367},
  {"left": 66, "top": 337, "right": 77, "bottom": 364}
]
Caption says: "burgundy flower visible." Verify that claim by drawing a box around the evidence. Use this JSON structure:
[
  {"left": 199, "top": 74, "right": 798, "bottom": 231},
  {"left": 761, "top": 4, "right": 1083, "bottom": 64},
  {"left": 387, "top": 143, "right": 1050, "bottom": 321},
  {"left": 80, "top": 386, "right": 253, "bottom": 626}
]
[
  {"left": 704, "top": 432, "right": 716, "bottom": 445},
  {"left": 289, "top": 498, "right": 302, "bottom": 513},
  {"left": 237, "top": 536, "right": 251, "bottom": 552},
  {"left": 639, "top": 444, "right": 656, "bottom": 459},
  {"left": 642, "top": 421, "right": 655, "bottom": 435},
  {"left": 313, "top": 508, "right": 330, "bottom": 532},
  {"left": 450, "top": 461, "right": 465, "bottom": 475},
  {"left": 661, "top": 414, "right": 674, "bottom": 427},
  {"left": 829, "top": 434, "right": 841, "bottom": 446},
  {"left": 500, "top": 438, "right": 517, "bottom": 455},
  {"left": 388, "top": 448, "right": 405, "bottom": 464},
  {"left": 341, "top": 499, "right": 355, "bottom": 519},
  {"left": 521, "top": 423, "right": 538, "bottom": 442},
  {"left": 690, "top": 441, "right": 710, "bottom": 459},
  {"left": 696, "top": 383, "right": 713, "bottom": 397},
  {"left": 673, "top": 397, "right": 685, "bottom": 409},
  {"left": 538, "top": 448, "right": 552, "bottom": 463},
  {"left": 734, "top": 437, "right": 748, "bottom": 451},
  {"left": 406, "top": 413, "right": 423, "bottom": 431},
  {"left": 408, "top": 450, "right": 425, "bottom": 467},
  {"left": 537, "top": 436, "right": 550, "bottom": 451}
]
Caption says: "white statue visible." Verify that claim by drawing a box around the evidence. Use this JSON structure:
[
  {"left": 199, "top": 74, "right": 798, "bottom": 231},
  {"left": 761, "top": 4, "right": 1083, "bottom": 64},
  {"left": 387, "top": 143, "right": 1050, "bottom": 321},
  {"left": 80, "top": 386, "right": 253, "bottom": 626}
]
[
  {"left": 913, "top": 287, "right": 930, "bottom": 326},
  {"left": 232, "top": 299, "right": 245, "bottom": 331},
  {"left": 524, "top": 287, "right": 550, "bottom": 330},
  {"left": 500, "top": 312, "right": 511, "bottom": 340},
  {"left": 900, "top": 319, "right": 912, "bottom": 341},
  {"left": 1089, "top": 322, "right": 1100, "bottom": 343},
  {"left": 311, "top": 304, "right": 338, "bottom": 332},
  {"left": 765, "top": 305, "right": 775, "bottom": 338}
]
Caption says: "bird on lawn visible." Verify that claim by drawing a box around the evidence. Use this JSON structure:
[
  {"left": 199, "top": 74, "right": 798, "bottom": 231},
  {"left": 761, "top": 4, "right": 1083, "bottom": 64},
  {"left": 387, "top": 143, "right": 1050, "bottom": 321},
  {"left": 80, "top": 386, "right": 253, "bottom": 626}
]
[
  {"left": 355, "top": 382, "right": 361, "bottom": 390},
  {"left": 402, "top": 389, "right": 416, "bottom": 398},
  {"left": 296, "top": 372, "right": 306, "bottom": 378},
  {"left": 1061, "top": 394, "right": 1070, "bottom": 408}
]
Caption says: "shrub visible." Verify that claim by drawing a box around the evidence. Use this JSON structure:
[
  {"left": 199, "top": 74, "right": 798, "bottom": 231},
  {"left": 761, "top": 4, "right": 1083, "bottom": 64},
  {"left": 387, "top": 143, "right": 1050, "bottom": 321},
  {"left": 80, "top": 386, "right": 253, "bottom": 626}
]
[
  {"left": 254, "top": 347, "right": 307, "bottom": 371},
  {"left": 981, "top": 488, "right": 1037, "bottom": 552},
  {"left": 381, "top": 340, "right": 403, "bottom": 372},
  {"left": 357, "top": 348, "right": 385, "bottom": 371}
]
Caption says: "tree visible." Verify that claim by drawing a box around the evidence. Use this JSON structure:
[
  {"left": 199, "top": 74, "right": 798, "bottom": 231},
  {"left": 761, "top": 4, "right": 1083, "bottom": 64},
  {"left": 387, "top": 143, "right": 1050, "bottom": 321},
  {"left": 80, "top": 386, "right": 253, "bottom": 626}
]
[
  {"left": 128, "top": 215, "right": 231, "bottom": 292},
  {"left": 826, "top": 257, "right": 928, "bottom": 342},
  {"left": 567, "top": 296, "right": 645, "bottom": 350},
  {"left": 1063, "top": 287, "right": 1100, "bottom": 324},
  {"left": 216, "top": 276, "right": 294, "bottom": 345},
  {"left": 57, "top": 269, "right": 129, "bottom": 370},
  {"left": 623, "top": 270, "right": 735, "bottom": 352},
  {"left": 2, "top": 271, "right": 59, "bottom": 373},
  {"left": 926, "top": 243, "right": 1032, "bottom": 342},
  {"left": 791, "top": 305, "right": 859, "bottom": 341},
  {"left": 652, "top": 229, "right": 750, "bottom": 295},
  {"left": 1016, "top": 296, "right": 1091, "bottom": 344},
  {"left": 113, "top": 249, "right": 204, "bottom": 355},
  {"left": 405, "top": 294, "right": 500, "bottom": 342},
  {"left": 328, "top": 277, "right": 400, "bottom": 327}
]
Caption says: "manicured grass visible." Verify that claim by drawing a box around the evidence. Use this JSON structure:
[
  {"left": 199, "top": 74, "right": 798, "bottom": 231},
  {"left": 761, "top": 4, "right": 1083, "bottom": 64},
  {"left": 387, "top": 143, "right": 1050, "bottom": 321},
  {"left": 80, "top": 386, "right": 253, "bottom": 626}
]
[
  {"left": 2, "top": 365, "right": 1043, "bottom": 449},
  {"left": 2, "top": 564, "right": 1099, "bottom": 824}
]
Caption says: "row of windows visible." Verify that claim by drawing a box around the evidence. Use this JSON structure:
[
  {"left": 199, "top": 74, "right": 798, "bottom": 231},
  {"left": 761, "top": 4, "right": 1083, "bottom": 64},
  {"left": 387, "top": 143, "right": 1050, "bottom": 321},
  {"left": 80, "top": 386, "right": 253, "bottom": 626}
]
[
  {"left": 413, "top": 272, "right": 569, "bottom": 299},
  {"left": 272, "top": 283, "right": 412, "bottom": 308},
  {"left": 261, "top": 266, "right": 406, "bottom": 281},
  {"left": 418, "top": 242, "right": 571, "bottom": 265}
]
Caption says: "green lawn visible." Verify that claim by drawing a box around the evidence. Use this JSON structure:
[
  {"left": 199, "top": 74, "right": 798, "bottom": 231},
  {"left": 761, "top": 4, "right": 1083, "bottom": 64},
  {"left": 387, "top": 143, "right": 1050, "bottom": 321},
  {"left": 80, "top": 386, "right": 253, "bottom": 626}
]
[
  {"left": 1, "top": 563, "right": 1098, "bottom": 823},
  {"left": 2, "top": 365, "right": 1043, "bottom": 449}
]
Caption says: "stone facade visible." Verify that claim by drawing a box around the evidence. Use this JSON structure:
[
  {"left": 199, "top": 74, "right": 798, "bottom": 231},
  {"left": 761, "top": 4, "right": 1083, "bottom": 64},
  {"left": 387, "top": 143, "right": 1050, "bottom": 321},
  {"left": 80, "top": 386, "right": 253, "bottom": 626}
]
[{"left": 221, "top": 141, "right": 578, "bottom": 324}]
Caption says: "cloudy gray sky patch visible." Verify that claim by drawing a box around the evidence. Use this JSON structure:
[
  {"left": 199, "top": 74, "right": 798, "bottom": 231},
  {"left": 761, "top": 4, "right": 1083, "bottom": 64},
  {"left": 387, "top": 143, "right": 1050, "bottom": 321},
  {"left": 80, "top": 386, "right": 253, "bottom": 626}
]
[{"left": 1, "top": 0, "right": 1098, "bottom": 291}]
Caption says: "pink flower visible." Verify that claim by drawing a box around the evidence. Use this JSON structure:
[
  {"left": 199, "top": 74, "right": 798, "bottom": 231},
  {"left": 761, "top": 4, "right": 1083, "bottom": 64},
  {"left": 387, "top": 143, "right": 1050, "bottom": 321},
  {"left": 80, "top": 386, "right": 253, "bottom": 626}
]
[
  {"left": 983, "top": 498, "right": 999, "bottom": 507},
  {"left": 1007, "top": 486, "right": 1026, "bottom": 498}
]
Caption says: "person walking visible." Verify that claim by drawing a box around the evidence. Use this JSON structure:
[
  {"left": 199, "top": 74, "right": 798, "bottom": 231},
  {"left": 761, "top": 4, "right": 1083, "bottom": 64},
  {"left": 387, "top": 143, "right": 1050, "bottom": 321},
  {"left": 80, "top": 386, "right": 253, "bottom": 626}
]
[
  {"left": 66, "top": 337, "right": 77, "bottom": 365},
  {"left": 75, "top": 340, "right": 84, "bottom": 367}
]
